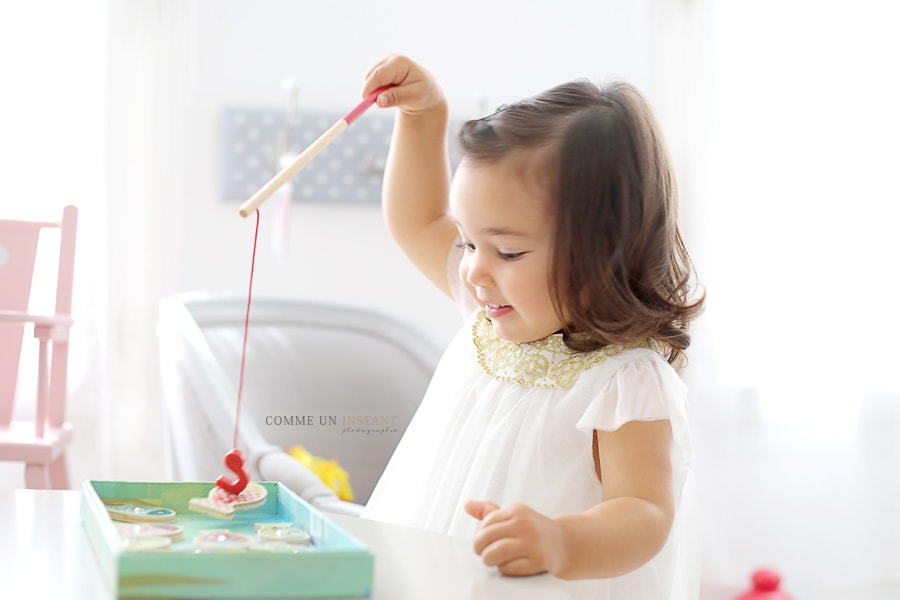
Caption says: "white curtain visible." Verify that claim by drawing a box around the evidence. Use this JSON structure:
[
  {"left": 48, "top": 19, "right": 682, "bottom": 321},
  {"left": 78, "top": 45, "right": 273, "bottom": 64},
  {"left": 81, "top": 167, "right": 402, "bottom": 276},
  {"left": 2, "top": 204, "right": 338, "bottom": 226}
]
[
  {"left": 0, "top": 1, "right": 111, "bottom": 485},
  {"left": 1, "top": 1, "right": 198, "bottom": 488},
  {"left": 104, "top": 0, "right": 198, "bottom": 481},
  {"left": 664, "top": 1, "right": 900, "bottom": 597}
]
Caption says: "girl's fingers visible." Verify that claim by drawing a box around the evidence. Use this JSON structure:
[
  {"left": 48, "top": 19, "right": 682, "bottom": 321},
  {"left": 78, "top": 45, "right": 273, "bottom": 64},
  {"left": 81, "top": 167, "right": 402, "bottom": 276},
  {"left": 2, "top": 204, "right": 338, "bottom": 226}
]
[
  {"left": 472, "top": 511, "right": 520, "bottom": 555},
  {"left": 477, "top": 535, "right": 543, "bottom": 576},
  {"left": 464, "top": 499, "right": 500, "bottom": 521},
  {"left": 363, "top": 54, "right": 411, "bottom": 97},
  {"left": 362, "top": 54, "right": 445, "bottom": 116},
  {"left": 375, "top": 88, "right": 396, "bottom": 108},
  {"left": 497, "top": 556, "right": 541, "bottom": 577}
]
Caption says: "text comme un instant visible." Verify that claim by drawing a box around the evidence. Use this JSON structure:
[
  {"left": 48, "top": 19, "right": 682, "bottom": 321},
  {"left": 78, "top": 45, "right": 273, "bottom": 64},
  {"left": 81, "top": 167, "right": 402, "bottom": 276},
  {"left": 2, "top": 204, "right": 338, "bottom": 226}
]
[{"left": 264, "top": 415, "right": 399, "bottom": 427}]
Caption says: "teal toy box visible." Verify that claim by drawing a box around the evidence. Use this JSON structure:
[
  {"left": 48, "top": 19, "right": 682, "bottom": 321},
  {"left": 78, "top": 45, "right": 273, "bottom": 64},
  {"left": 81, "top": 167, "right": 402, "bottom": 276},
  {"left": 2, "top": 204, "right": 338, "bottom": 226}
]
[{"left": 80, "top": 480, "right": 374, "bottom": 598}]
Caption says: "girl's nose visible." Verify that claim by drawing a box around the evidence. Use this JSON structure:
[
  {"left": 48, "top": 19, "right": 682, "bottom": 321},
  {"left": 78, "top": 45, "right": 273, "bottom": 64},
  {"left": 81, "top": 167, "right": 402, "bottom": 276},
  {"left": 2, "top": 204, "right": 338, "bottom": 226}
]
[{"left": 463, "top": 253, "right": 494, "bottom": 288}]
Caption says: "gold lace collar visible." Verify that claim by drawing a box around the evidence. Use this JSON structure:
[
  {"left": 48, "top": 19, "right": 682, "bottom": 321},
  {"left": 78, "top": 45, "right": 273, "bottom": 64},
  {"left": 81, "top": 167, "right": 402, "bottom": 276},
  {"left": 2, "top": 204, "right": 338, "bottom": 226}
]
[{"left": 472, "top": 310, "right": 659, "bottom": 390}]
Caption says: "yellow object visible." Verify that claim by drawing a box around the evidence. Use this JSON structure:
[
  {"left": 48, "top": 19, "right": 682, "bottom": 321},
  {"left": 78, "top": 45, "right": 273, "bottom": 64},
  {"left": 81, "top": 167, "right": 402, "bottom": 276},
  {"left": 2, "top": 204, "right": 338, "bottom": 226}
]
[{"left": 287, "top": 446, "right": 354, "bottom": 502}]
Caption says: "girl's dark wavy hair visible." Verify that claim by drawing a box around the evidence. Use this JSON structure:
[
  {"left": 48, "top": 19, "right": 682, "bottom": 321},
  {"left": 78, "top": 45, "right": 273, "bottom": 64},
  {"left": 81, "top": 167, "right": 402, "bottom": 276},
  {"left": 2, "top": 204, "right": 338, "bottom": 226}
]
[{"left": 457, "top": 80, "right": 705, "bottom": 368}]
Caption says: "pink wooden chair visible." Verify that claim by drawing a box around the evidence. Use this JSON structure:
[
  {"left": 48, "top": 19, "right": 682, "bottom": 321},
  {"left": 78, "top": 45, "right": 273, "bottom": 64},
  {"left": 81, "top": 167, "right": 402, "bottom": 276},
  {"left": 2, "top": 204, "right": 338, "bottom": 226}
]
[{"left": 0, "top": 205, "right": 77, "bottom": 489}]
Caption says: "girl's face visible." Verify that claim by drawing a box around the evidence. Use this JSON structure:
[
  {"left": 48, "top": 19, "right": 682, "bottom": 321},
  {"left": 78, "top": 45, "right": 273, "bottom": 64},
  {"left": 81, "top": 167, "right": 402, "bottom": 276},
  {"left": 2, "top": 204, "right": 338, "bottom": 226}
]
[{"left": 450, "top": 155, "right": 564, "bottom": 343}]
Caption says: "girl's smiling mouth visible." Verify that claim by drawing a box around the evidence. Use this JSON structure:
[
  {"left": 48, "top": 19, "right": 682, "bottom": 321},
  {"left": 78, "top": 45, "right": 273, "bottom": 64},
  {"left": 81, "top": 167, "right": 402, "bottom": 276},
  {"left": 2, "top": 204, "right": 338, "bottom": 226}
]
[{"left": 485, "top": 303, "right": 513, "bottom": 318}]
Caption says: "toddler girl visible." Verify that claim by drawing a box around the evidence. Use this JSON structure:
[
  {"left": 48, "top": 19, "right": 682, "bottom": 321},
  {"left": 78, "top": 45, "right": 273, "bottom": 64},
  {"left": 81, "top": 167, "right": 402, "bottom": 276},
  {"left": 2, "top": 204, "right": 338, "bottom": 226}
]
[{"left": 359, "top": 54, "right": 705, "bottom": 598}]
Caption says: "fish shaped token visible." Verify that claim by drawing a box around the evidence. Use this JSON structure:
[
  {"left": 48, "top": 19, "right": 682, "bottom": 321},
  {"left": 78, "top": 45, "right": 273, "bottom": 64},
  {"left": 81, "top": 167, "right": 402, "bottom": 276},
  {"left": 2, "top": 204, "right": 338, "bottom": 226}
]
[
  {"left": 106, "top": 503, "right": 177, "bottom": 523},
  {"left": 116, "top": 522, "right": 184, "bottom": 541},
  {"left": 188, "top": 482, "right": 267, "bottom": 519},
  {"left": 194, "top": 529, "right": 255, "bottom": 552},
  {"left": 256, "top": 523, "right": 311, "bottom": 545}
]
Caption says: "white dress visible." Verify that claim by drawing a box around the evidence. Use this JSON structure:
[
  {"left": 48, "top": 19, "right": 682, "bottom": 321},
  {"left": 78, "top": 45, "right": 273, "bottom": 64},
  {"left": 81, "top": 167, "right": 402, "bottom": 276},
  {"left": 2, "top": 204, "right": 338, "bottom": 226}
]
[{"left": 362, "top": 309, "right": 700, "bottom": 599}]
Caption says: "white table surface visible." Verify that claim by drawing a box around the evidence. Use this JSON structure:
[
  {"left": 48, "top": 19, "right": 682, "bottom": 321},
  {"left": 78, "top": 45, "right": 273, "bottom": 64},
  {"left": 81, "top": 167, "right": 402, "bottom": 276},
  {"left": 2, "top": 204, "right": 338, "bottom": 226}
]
[{"left": 0, "top": 488, "right": 590, "bottom": 599}]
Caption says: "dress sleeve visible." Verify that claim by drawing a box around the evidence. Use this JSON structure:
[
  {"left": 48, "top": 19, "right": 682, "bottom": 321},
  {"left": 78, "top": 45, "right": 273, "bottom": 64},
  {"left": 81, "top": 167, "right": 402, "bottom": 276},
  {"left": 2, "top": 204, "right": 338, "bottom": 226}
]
[{"left": 576, "top": 350, "right": 693, "bottom": 468}]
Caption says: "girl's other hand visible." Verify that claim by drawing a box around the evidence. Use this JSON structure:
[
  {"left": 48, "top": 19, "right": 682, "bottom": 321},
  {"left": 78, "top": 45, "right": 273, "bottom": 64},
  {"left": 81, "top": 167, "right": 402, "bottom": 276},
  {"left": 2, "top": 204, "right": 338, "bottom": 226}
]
[
  {"left": 363, "top": 54, "right": 446, "bottom": 118},
  {"left": 464, "top": 499, "right": 568, "bottom": 577}
]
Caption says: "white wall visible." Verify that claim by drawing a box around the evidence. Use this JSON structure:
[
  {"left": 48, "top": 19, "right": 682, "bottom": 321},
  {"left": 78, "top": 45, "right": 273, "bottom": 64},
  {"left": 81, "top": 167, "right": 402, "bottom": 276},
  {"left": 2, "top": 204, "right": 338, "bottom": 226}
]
[
  {"left": 164, "top": 0, "right": 660, "bottom": 347},
  {"left": 1, "top": 0, "right": 671, "bottom": 501}
]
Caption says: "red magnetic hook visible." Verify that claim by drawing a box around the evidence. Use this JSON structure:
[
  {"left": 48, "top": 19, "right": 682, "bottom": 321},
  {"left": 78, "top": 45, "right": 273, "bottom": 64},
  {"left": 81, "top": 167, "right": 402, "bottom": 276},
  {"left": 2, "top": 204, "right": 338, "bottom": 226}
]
[{"left": 215, "top": 448, "right": 250, "bottom": 495}]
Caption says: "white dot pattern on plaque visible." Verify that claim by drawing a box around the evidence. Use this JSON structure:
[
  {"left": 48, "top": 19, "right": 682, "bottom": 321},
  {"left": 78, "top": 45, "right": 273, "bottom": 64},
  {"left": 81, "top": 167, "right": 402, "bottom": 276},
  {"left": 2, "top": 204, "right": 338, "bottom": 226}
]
[{"left": 220, "top": 108, "right": 396, "bottom": 204}]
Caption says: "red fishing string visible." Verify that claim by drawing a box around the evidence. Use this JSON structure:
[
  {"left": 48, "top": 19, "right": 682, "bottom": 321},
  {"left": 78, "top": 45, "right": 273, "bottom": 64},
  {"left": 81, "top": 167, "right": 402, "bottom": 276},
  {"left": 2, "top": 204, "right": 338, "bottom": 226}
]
[
  {"left": 215, "top": 209, "right": 259, "bottom": 496},
  {"left": 234, "top": 208, "right": 260, "bottom": 449}
]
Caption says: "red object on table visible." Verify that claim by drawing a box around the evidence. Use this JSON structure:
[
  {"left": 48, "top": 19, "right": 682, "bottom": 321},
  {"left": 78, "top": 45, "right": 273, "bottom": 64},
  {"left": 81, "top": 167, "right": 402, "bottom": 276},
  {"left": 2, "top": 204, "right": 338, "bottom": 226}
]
[
  {"left": 735, "top": 569, "right": 794, "bottom": 600},
  {"left": 215, "top": 448, "right": 250, "bottom": 495}
]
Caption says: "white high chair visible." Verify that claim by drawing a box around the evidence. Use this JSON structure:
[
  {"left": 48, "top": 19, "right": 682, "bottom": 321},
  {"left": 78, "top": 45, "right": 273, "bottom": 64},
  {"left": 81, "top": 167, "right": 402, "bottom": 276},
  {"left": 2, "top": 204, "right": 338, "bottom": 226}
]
[{"left": 157, "top": 292, "right": 442, "bottom": 515}]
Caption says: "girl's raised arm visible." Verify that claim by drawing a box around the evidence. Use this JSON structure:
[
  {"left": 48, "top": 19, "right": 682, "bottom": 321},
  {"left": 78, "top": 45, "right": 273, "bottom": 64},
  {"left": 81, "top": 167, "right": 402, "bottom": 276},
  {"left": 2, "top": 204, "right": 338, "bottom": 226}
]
[{"left": 364, "top": 55, "right": 459, "bottom": 298}]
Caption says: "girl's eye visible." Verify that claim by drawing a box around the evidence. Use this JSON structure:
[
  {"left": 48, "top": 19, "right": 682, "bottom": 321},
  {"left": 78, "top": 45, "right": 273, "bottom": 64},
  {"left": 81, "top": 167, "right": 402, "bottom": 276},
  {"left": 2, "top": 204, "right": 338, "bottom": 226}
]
[{"left": 456, "top": 240, "right": 523, "bottom": 260}]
